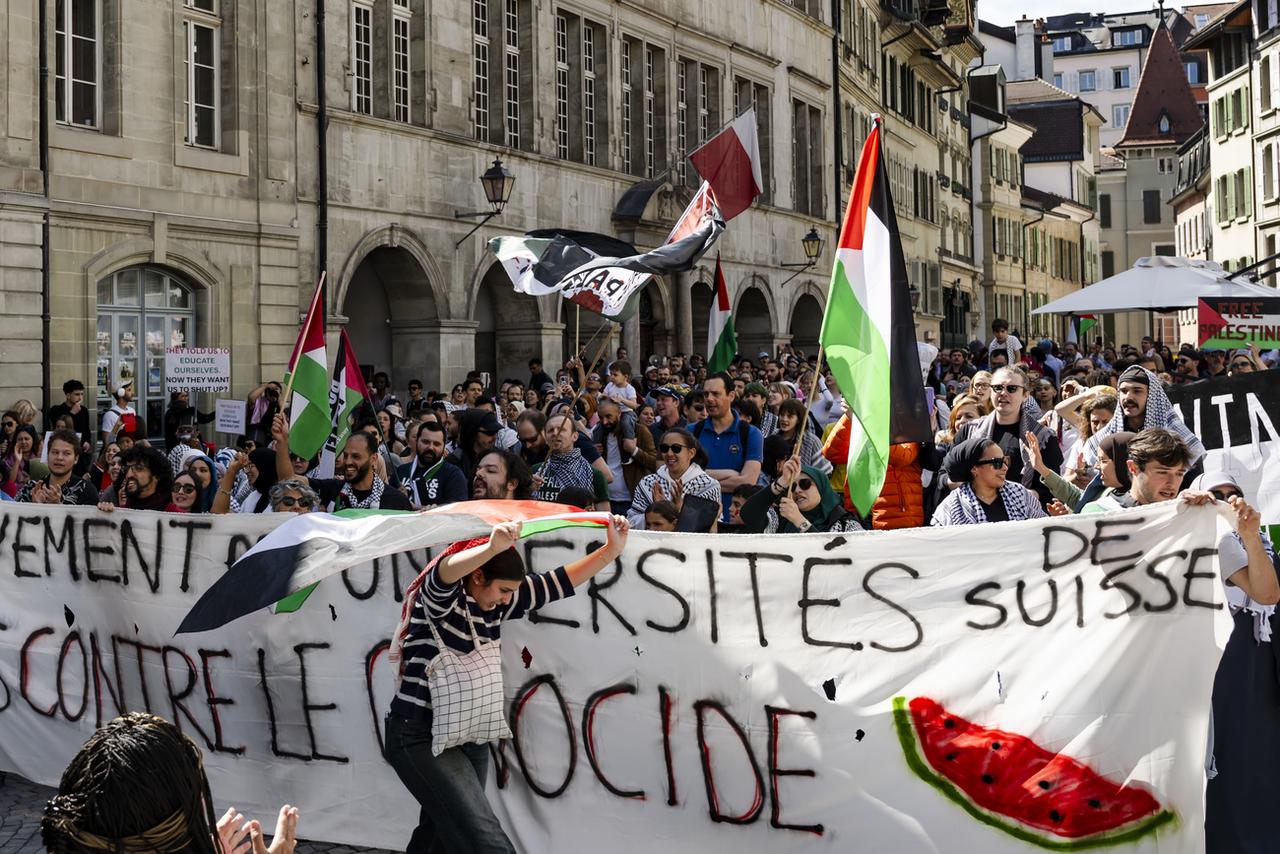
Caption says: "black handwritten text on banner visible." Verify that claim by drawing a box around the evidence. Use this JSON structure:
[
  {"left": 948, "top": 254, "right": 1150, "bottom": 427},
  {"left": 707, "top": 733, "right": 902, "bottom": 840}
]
[{"left": 0, "top": 504, "right": 1229, "bottom": 852}]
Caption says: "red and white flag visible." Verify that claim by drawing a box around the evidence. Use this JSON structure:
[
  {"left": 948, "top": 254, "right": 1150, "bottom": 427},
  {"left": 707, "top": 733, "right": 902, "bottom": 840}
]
[{"left": 688, "top": 108, "right": 763, "bottom": 221}]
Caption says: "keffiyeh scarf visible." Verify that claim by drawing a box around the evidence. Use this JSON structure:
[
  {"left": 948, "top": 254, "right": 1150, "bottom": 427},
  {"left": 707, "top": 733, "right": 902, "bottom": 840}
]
[
  {"left": 1226, "top": 530, "right": 1279, "bottom": 643},
  {"left": 1086, "top": 368, "right": 1205, "bottom": 464},
  {"left": 941, "top": 482, "right": 1046, "bottom": 525},
  {"left": 338, "top": 477, "right": 386, "bottom": 510},
  {"left": 539, "top": 449, "right": 595, "bottom": 493}
]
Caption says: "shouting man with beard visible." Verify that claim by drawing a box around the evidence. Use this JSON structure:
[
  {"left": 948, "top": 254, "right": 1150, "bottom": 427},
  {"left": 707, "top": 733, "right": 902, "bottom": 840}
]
[
  {"left": 471, "top": 448, "right": 534, "bottom": 501},
  {"left": 101, "top": 446, "right": 171, "bottom": 511},
  {"left": 398, "top": 420, "right": 468, "bottom": 507},
  {"left": 274, "top": 414, "right": 412, "bottom": 511},
  {"left": 1086, "top": 365, "right": 1205, "bottom": 474}
]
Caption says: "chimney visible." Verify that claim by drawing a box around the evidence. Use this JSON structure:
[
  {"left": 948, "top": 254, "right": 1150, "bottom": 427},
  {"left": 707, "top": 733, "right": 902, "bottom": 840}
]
[
  {"left": 1014, "top": 16, "right": 1037, "bottom": 80},
  {"left": 1038, "top": 23, "right": 1055, "bottom": 83}
]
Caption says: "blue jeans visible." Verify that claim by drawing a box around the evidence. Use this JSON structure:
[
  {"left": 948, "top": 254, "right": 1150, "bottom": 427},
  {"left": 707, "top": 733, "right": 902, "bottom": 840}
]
[{"left": 383, "top": 713, "right": 516, "bottom": 854}]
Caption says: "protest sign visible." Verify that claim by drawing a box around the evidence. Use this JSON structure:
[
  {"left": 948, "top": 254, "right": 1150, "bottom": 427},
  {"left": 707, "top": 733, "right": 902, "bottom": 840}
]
[
  {"left": 1168, "top": 370, "right": 1280, "bottom": 522},
  {"left": 1198, "top": 297, "right": 1280, "bottom": 349},
  {"left": 165, "top": 348, "right": 231, "bottom": 393},
  {"left": 215, "top": 398, "right": 247, "bottom": 435},
  {"left": 0, "top": 503, "right": 1229, "bottom": 852}
]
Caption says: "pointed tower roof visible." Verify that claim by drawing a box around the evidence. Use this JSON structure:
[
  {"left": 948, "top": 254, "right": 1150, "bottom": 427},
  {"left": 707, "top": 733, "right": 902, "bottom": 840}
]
[{"left": 1116, "top": 20, "right": 1204, "bottom": 148}]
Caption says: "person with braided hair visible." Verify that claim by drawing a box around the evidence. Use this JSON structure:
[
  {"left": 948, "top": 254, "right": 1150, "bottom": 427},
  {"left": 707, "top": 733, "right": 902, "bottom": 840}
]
[{"left": 42, "top": 712, "right": 299, "bottom": 854}]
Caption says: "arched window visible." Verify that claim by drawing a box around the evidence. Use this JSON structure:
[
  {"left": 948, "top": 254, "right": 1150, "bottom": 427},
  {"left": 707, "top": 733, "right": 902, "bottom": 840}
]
[{"left": 96, "top": 267, "right": 197, "bottom": 441}]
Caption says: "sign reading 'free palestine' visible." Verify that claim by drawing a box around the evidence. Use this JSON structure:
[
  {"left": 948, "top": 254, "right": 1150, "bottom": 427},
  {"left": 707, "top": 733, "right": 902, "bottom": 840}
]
[{"left": 1198, "top": 297, "right": 1280, "bottom": 349}]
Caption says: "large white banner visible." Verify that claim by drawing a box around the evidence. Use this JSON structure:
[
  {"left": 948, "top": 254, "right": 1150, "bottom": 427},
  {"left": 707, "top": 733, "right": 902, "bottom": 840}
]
[{"left": 0, "top": 503, "right": 1231, "bottom": 852}]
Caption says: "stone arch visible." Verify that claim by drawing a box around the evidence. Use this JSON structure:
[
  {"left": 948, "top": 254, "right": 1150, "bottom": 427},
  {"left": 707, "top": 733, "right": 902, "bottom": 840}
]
[
  {"left": 473, "top": 261, "right": 551, "bottom": 383},
  {"left": 338, "top": 226, "right": 452, "bottom": 391},
  {"left": 690, "top": 266, "right": 715, "bottom": 362},
  {"left": 334, "top": 223, "right": 450, "bottom": 319},
  {"left": 788, "top": 292, "right": 824, "bottom": 356},
  {"left": 782, "top": 279, "right": 826, "bottom": 331},
  {"left": 733, "top": 275, "right": 777, "bottom": 360},
  {"left": 83, "top": 236, "right": 223, "bottom": 361}
]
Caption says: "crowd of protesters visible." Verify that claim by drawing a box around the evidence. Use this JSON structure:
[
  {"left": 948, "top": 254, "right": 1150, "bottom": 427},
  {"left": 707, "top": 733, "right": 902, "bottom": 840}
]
[
  {"left": 17, "top": 317, "right": 1280, "bottom": 854},
  {"left": 0, "top": 321, "right": 1274, "bottom": 534}
]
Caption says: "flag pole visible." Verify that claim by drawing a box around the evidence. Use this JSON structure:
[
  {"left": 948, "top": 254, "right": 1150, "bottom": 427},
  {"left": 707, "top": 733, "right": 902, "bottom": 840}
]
[
  {"left": 790, "top": 345, "right": 828, "bottom": 469},
  {"left": 282, "top": 270, "right": 326, "bottom": 408}
]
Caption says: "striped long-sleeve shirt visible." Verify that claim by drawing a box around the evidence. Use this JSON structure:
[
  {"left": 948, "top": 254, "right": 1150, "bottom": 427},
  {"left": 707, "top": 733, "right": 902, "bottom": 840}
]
[{"left": 390, "top": 565, "right": 575, "bottom": 721}]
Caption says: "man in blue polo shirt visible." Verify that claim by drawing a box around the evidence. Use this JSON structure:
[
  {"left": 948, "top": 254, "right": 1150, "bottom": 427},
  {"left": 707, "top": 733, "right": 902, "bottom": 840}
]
[{"left": 693, "top": 372, "right": 763, "bottom": 521}]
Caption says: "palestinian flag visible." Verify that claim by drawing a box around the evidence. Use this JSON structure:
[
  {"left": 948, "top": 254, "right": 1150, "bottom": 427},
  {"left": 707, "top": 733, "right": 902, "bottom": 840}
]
[
  {"left": 1068, "top": 313, "right": 1098, "bottom": 345},
  {"left": 316, "top": 329, "right": 370, "bottom": 479},
  {"left": 284, "top": 277, "right": 330, "bottom": 461},
  {"left": 175, "top": 501, "right": 610, "bottom": 634},
  {"left": 706, "top": 254, "right": 736, "bottom": 373},
  {"left": 820, "top": 116, "right": 930, "bottom": 516}
]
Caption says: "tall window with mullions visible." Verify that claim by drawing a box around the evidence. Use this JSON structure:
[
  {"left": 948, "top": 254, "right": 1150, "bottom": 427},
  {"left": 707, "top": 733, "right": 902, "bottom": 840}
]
[
  {"left": 503, "top": 0, "right": 520, "bottom": 147},
  {"left": 582, "top": 25, "right": 597, "bottom": 165},
  {"left": 392, "top": 0, "right": 412, "bottom": 123},
  {"left": 473, "top": 0, "right": 489, "bottom": 140},
  {"left": 351, "top": 2, "right": 373, "bottom": 114},
  {"left": 555, "top": 15, "right": 570, "bottom": 159},
  {"left": 55, "top": 0, "right": 100, "bottom": 128}
]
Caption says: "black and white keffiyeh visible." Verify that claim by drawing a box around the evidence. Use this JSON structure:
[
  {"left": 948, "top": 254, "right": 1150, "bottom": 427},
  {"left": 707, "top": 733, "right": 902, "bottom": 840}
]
[
  {"left": 932, "top": 482, "right": 1047, "bottom": 526},
  {"left": 627, "top": 463, "right": 721, "bottom": 528},
  {"left": 538, "top": 449, "right": 595, "bottom": 494},
  {"left": 339, "top": 477, "right": 386, "bottom": 510},
  {"left": 1086, "top": 368, "right": 1205, "bottom": 464}
]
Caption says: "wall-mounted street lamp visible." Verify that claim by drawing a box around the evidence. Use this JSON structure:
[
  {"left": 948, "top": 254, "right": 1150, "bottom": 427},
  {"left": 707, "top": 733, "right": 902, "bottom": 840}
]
[
  {"left": 909, "top": 284, "right": 922, "bottom": 310},
  {"left": 454, "top": 157, "right": 516, "bottom": 247},
  {"left": 780, "top": 227, "right": 825, "bottom": 287}
]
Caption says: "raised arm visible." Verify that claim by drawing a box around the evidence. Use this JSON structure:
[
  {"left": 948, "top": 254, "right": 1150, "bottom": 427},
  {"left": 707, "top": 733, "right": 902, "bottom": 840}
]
[
  {"left": 564, "top": 515, "right": 629, "bottom": 587},
  {"left": 270, "top": 413, "right": 295, "bottom": 484}
]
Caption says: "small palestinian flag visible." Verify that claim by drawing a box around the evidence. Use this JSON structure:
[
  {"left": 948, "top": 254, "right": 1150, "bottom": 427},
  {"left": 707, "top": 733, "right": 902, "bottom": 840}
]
[
  {"left": 316, "top": 329, "right": 370, "bottom": 479},
  {"left": 175, "top": 501, "right": 610, "bottom": 634},
  {"left": 284, "top": 277, "right": 330, "bottom": 460},
  {"left": 706, "top": 254, "right": 736, "bottom": 373},
  {"left": 1069, "top": 314, "right": 1098, "bottom": 345}
]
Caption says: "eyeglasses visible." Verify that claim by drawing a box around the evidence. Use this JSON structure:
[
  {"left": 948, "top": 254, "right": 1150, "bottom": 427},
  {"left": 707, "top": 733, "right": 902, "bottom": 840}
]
[
  {"left": 1, "top": 421, "right": 14, "bottom": 430},
  {"left": 172, "top": 483, "right": 196, "bottom": 494},
  {"left": 657, "top": 443, "right": 692, "bottom": 454},
  {"left": 1231, "top": 361, "right": 1253, "bottom": 370},
  {"left": 275, "top": 495, "right": 306, "bottom": 508},
  {"left": 1211, "top": 489, "right": 1242, "bottom": 502},
  {"left": 125, "top": 463, "right": 149, "bottom": 475},
  {"left": 519, "top": 435, "right": 536, "bottom": 444},
  {"left": 795, "top": 477, "right": 815, "bottom": 491},
  {"left": 989, "top": 384, "right": 1024, "bottom": 393},
  {"left": 974, "top": 456, "right": 1010, "bottom": 470}
]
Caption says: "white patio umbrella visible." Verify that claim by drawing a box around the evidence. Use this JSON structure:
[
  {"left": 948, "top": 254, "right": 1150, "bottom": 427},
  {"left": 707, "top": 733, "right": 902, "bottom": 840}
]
[{"left": 1032, "top": 256, "right": 1277, "bottom": 315}]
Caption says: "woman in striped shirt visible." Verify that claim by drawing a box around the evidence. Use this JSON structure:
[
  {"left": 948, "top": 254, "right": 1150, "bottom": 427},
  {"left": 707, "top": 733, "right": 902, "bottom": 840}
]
[{"left": 384, "top": 515, "right": 630, "bottom": 854}]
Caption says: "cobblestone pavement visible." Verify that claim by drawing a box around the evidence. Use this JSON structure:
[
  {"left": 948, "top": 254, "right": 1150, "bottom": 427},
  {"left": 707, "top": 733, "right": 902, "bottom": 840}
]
[{"left": 0, "top": 773, "right": 399, "bottom": 854}]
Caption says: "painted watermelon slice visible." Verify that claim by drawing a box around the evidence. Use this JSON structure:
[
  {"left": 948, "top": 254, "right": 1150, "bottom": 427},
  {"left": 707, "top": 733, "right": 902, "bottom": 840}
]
[{"left": 893, "top": 697, "right": 1175, "bottom": 850}]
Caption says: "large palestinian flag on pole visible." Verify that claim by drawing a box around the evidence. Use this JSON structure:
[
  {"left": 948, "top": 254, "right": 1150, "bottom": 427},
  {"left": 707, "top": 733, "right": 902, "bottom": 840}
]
[
  {"left": 820, "top": 115, "right": 930, "bottom": 516},
  {"left": 283, "top": 276, "right": 330, "bottom": 461},
  {"left": 316, "top": 328, "right": 370, "bottom": 479},
  {"left": 175, "top": 501, "right": 611, "bottom": 634}
]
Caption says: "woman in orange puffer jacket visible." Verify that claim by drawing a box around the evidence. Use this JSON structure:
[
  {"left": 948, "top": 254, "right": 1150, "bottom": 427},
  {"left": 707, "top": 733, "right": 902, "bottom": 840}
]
[{"left": 822, "top": 414, "right": 924, "bottom": 529}]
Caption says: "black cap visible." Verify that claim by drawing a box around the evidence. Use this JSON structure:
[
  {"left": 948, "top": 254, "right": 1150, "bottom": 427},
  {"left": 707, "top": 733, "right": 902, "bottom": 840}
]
[
  {"left": 475, "top": 411, "right": 503, "bottom": 434},
  {"left": 1117, "top": 365, "right": 1150, "bottom": 386}
]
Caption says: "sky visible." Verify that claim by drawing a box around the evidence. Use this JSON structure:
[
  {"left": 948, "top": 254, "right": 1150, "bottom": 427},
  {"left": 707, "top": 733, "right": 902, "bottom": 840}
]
[{"left": 976, "top": 0, "right": 1154, "bottom": 26}]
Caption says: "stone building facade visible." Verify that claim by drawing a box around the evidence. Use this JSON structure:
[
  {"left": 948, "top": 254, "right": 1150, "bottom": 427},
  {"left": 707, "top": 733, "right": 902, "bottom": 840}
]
[{"left": 3, "top": 0, "right": 983, "bottom": 433}]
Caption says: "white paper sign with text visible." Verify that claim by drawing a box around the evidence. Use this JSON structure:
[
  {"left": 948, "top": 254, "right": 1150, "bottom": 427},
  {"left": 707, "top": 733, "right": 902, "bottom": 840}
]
[
  {"left": 0, "top": 503, "right": 1230, "bottom": 852},
  {"left": 165, "top": 348, "right": 231, "bottom": 393}
]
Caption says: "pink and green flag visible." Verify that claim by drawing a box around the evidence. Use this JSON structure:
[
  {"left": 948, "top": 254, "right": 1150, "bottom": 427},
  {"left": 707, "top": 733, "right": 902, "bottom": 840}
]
[{"left": 820, "top": 116, "right": 930, "bottom": 516}]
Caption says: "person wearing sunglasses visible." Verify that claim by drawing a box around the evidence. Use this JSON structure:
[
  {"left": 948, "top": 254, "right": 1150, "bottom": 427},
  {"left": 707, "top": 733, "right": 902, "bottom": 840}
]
[
  {"left": 1229, "top": 348, "right": 1262, "bottom": 374},
  {"left": 167, "top": 471, "right": 200, "bottom": 513},
  {"left": 268, "top": 478, "right": 319, "bottom": 514},
  {"left": 932, "top": 436, "right": 1047, "bottom": 526},
  {"left": 739, "top": 456, "right": 860, "bottom": 534},
  {"left": 946, "top": 367, "right": 1062, "bottom": 508},
  {"left": 626, "top": 428, "right": 720, "bottom": 529}
]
